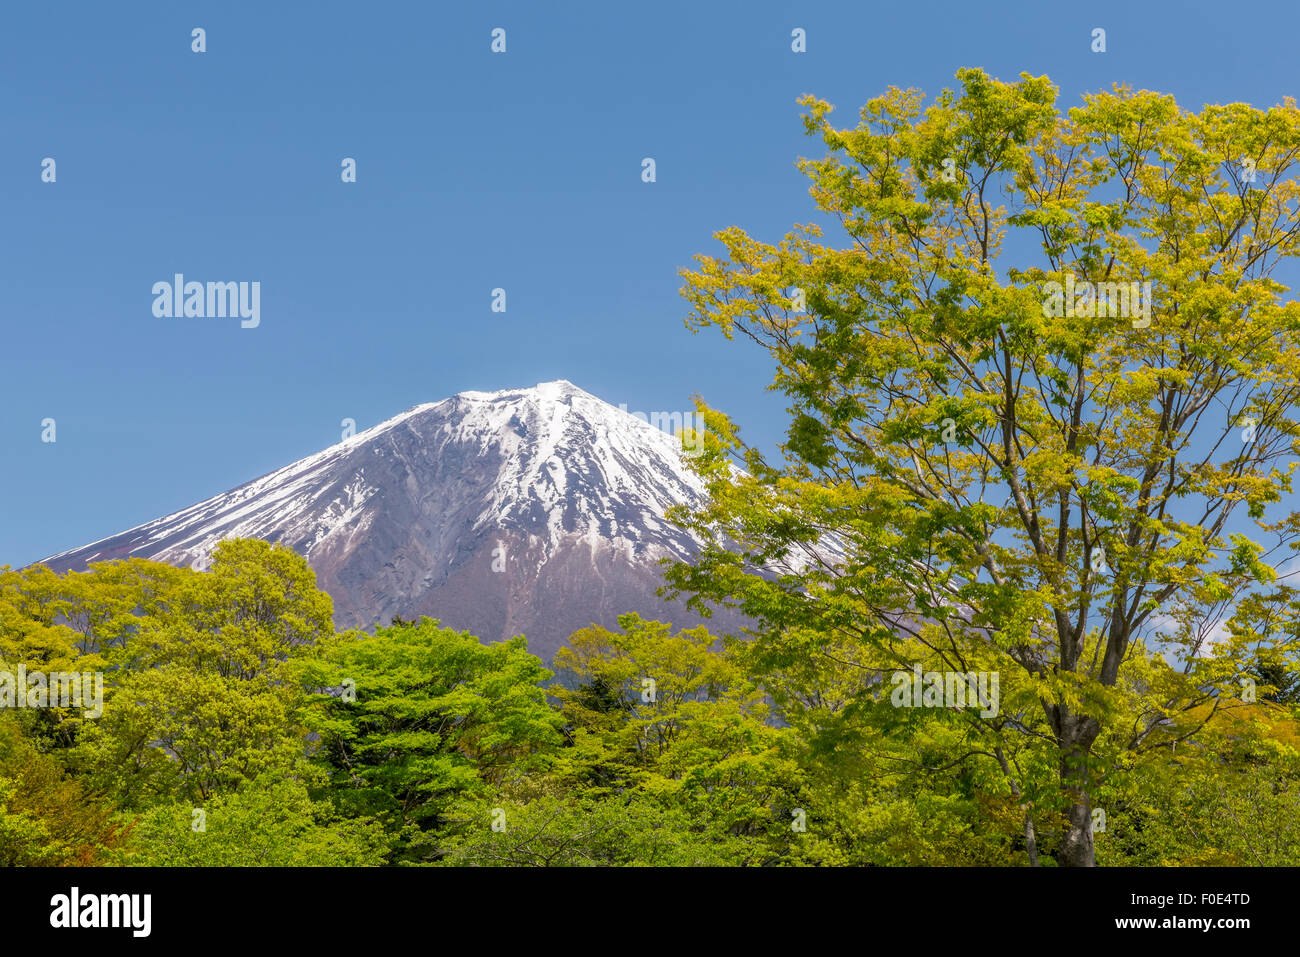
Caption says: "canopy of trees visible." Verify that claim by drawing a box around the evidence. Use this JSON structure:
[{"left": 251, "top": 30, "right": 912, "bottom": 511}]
[
  {"left": 665, "top": 68, "right": 1300, "bottom": 865},
  {"left": 0, "top": 531, "right": 1295, "bottom": 865}
]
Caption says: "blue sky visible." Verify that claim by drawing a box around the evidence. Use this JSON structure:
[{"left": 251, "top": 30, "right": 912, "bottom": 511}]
[{"left": 2, "top": 0, "right": 1298, "bottom": 566}]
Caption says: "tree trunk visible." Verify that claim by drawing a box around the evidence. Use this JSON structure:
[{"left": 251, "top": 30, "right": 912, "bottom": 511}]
[
  {"left": 995, "top": 746, "right": 1040, "bottom": 866},
  {"left": 1024, "top": 812, "right": 1040, "bottom": 867},
  {"left": 1054, "top": 709, "right": 1101, "bottom": 867}
]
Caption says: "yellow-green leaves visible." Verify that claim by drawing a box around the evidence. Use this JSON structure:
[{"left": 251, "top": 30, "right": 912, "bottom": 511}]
[{"left": 674, "top": 68, "right": 1300, "bottom": 865}]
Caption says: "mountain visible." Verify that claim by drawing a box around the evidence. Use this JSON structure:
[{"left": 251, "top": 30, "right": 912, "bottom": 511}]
[{"left": 38, "top": 380, "right": 747, "bottom": 660}]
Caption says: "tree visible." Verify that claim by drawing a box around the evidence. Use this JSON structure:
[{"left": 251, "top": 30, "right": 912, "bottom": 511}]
[
  {"left": 669, "top": 68, "right": 1300, "bottom": 865},
  {"left": 127, "top": 538, "right": 335, "bottom": 678},
  {"left": 0, "top": 716, "right": 130, "bottom": 865},
  {"left": 67, "top": 541, "right": 331, "bottom": 808},
  {"left": 435, "top": 793, "right": 755, "bottom": 866},
  {"left": 115, "top": 775, "right": 388, "bottom": 866},
  {"left": 294, "top": 617, "right": 562, "bottom": 863},
  {"left": 1095, "top": 698, "right": 1300, "bottom": 865},
  {"left": 550, "top": 615, "right": 806, "bottom": 862}
]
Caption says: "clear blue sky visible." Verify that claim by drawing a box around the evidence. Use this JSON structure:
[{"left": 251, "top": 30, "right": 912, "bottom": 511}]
[{"left": 2, "top": 0, "right": 1297, "bottom": 566}]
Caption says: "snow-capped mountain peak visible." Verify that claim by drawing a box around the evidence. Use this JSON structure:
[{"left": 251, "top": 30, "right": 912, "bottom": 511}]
[{"left": 40, "top": 381, "right": 735, "bottom": 659}]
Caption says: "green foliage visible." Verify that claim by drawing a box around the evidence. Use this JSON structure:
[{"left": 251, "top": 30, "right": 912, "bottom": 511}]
[
  {"left": 64, "top": 541, "right": 327, "bottom": 808},
  {"left": 114, "top": 776, "right": 388, "bottom": 866},
  {"left": 435, "top": 794, "right": 755, "bottom": 866},
  {"left": 547, "top": 614, "right": 807, "bottom": 863},
  {"left": 294, "top": 617, "right": 562, "bottom": 863},
  {"left": 0, "top": 716, "right": 129, "bottom": 865},
  {"left": 670, "top": 68, "right": 1300, "bottom": 866},
  {"left": 1, "top": 341, "right": 1297, "bottom": 875}
]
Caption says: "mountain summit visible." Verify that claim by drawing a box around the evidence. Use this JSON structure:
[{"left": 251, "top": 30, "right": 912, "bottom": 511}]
[{"left": 40, "top": 381, "right": 739, "bottom": 659}]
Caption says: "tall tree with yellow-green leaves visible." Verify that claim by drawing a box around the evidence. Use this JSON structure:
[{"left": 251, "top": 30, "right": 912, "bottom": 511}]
[{"left": 668, "top": 69, "right": 1300, "bottom": 866}]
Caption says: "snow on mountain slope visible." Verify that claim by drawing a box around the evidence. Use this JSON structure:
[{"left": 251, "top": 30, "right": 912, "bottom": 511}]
[{"left": 40, "top": 380, "right": 746, "bottom": 659}]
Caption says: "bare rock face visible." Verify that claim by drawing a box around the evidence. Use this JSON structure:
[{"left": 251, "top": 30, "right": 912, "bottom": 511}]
[{"left": 39, "top": 381, "right": 746, "bottom": 661}]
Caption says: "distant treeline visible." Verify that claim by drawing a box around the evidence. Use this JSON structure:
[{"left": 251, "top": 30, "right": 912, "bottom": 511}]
[{"left": 1, "top": 539, "right": 1296, "bottom": 866}]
